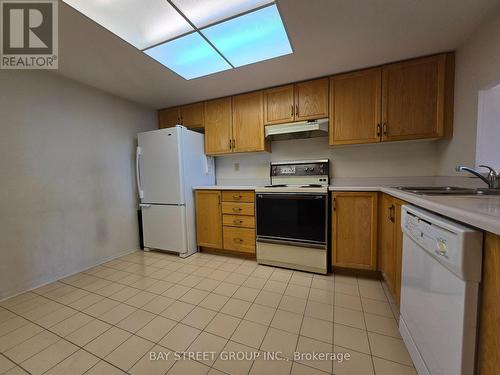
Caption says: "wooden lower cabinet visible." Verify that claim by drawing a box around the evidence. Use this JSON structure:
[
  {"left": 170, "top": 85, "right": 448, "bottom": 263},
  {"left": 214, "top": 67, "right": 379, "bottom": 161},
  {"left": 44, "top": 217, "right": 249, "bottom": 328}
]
[
  {"left": 195, "top": 189, "right": 255, "bottom": 255},
  {"left": 223, "top": 227, "right": 256, "bottom": 253},
  {"left": 222, "top": 214, "right": 255, "bottom": 228},
  {"left": 222, "top": 202, "right": 255, "bottom": 216},
  {"left": 478, "top": 232, "right": 500, "bottom": 375},
  {"left": 195, "top": 190, "right": 222, "bottom": 249},
  {"left": 332, "top": 192, "right": 378, "bottom": 270},
  {"left": 222, "top": 190, "right": 254, "bottom": 203},
  {"left": 378, "top": 193, "right": 405, "bottom": 305}
]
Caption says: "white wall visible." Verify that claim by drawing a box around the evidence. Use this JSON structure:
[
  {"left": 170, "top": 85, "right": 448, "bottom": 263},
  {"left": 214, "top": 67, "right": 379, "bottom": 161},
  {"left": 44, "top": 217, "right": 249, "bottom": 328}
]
[
  {"left": 437, "top": 8, "right": 500, "bottom": 175},
  {"left": 0, "top": 71, "right": 156, "bottom": 299},
  {"left": 216, "top": 136, "right": 439, "bottom": 184},
  {"left": 476, "top": 84, "right": 500, "bottom": 170}
]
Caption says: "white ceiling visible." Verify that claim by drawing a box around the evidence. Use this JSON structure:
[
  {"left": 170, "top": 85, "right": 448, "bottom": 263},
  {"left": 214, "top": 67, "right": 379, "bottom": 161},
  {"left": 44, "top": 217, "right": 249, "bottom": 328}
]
[{"left": 57, "top": 0, "right": 500, "bottom": 109}]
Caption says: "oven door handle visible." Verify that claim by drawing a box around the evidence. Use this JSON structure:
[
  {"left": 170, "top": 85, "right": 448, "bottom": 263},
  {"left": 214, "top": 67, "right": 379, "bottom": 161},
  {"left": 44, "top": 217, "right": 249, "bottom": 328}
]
[
  {"left": 257, "top": 236, "right": 327, "bottom": 250},
  {"left": 256, "top": 193, "right": 326, "bottom": 199}
]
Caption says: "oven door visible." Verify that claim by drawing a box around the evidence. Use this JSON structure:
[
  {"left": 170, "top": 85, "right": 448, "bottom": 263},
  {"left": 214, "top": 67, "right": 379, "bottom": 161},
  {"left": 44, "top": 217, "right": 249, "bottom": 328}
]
[{"left": 256, "top": 193, "right": 327, "bottom": 248}]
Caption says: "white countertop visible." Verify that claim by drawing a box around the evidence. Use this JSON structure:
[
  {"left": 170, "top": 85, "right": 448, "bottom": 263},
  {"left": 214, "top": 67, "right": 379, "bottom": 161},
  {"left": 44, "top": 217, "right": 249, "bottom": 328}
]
[
  {"left": 329, "top": 185, "right": 500, "bottom": 236},
  {"left": 194, "top": 182, "right": 500, "bottom": 235}
]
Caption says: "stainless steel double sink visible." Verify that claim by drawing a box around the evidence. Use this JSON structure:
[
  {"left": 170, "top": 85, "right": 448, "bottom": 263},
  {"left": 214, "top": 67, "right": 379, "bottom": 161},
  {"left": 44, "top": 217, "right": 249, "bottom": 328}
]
[{"left": 394, "top": 186, "right": 500, "bottom": 196}]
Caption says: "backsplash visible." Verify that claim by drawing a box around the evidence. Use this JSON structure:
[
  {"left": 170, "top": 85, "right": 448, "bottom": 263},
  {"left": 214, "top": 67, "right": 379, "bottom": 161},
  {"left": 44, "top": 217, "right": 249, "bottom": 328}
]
[{"left": 215, "top": 136, "right": 442, "bottom": 184}]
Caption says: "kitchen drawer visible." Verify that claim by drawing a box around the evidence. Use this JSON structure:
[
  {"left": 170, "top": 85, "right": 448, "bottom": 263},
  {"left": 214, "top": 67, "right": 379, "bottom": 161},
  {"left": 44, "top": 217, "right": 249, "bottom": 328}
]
[
  {"left": 223, "top": 214, "right": 255, "bottom": 228},
  {"left": 222, "top": 191, "right": 255, "bottom": 203},
  {"left": 223, "top": 227, "right": 256, "bottom": 253},
  {"left": 222, "top": 202, "right": 255, "bottom": 216}
]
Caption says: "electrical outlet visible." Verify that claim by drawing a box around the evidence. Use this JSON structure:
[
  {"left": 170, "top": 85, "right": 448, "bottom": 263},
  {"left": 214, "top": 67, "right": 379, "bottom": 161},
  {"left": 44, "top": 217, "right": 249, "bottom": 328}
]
[{"left": 234, "top": 163, "right": 240, "bottom": 171}]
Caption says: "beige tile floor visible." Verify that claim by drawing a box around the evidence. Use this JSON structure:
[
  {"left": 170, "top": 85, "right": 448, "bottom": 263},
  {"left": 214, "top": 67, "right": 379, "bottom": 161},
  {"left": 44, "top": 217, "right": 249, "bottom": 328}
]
[{"left": 0, "top": 251, "right": 416, "bottom": 375}]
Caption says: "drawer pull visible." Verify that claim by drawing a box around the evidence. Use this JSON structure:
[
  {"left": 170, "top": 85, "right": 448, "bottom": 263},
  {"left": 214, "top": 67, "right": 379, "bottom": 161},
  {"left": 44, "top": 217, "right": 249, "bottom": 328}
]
[
  {"left": 232, "top": 195, "right": 242, "bottom": 200},
  {"left": 232, "top": 207, "right": 242, "bottom": 212},
  {"left": 233, "top": 238, "right": 244, "bottom": 243},
  {"left": 233, "top": 219, "right": 243, "bottom": 224}
]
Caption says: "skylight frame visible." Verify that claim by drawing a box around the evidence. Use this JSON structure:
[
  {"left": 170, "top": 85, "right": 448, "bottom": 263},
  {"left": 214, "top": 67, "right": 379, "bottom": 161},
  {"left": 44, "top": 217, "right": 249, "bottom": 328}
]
[{"left": 143, "top": 32, "right": 232, "bottom": 80}]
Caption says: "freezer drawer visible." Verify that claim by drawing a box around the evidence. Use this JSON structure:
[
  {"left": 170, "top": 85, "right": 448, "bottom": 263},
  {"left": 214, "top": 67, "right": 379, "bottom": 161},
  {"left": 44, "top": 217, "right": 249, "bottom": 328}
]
[{"left": 141, "top": 204, "right": 187, "bottom": 254}]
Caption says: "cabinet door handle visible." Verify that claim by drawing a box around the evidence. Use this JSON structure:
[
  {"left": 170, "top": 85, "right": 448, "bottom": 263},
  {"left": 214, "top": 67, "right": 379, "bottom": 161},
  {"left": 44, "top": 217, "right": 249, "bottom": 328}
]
[
  {"left": 332, "top": 197, "right": 336, "bottom": 211},
  {"left": 232, "top": 139, "right": 236, "bottom": 149},
  {"left": 291, "top": 104, "right": 294, "bottom": 117},
  {"left": 295, "top": 104, "right": 298, "bottom": 117},
  {"left": 234, "top": 219, "right": 243, "bottom": 224},
  {"left": 229, "top": 139, "right": 232, "bottom": 149},
  {"left": 218, "top": 194, "right": 221, "bottom": 205},
  {"left": 233, "top": 195, "right": 242, "bottom": 200},
  {"left": 389, "top": 204, "right": 395, "bottom": 222},
  {"left": 232, "top": 207, "right": 242, "bottom": 212},
  {"left": 376, "top": 124, "right": 381, "bottom": 137},
  {"left": 234, "top": 238, "right": 244, "bottom": 243},
  {"left": 382, "top": 123, "right": 388, "bottom": 136}
]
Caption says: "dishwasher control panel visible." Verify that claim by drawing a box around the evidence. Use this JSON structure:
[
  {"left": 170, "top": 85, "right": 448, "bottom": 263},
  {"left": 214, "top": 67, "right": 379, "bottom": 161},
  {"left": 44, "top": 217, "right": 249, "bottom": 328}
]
[
  {"left": 402, "top": 205, "right": 483, "bottom": 282},
  {"left": 404, "top": 213, "right": 457, "bottom": 262}
]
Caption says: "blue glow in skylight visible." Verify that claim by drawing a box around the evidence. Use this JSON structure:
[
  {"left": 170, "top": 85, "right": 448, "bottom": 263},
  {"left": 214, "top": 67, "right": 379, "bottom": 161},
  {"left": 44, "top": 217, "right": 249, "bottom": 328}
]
[
  {"left": 201, "top": 4, "right": 292, "bottom": 67},
  {"left": 144, "top": 32, "right": 231, "bottom": 79}
]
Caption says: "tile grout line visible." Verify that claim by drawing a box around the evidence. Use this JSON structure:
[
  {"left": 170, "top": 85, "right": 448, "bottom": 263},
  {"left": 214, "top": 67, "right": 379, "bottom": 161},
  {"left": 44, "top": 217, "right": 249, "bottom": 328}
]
[
  {"left": 0, "top": 253, "right": 239, "bottom": 374},
  {"left": 0, "top": 253, "right": 236, "bottom": 374},
  {"left": 289, "top": 274, "right": 315, "bottom": 375},
  {"left": 249, "top": 267, "right": 295, "bottom": 375},
  {"left": 1, "top": 252, "right": 414, "bottom": 374},
  {"left": 2, "top": 281, "right": 406, "bottom": 359}
]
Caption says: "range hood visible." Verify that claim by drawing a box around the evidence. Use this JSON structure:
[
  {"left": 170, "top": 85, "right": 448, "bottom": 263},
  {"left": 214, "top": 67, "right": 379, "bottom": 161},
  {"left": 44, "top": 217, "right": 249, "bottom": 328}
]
[{"left": 265, "top": 118, "right": 328, "bottom": 141}]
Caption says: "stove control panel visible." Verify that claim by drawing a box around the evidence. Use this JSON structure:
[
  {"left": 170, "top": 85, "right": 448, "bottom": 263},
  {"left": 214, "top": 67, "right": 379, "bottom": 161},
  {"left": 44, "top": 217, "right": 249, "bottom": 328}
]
[{"left": 271, "top": 160, "right": 329, "bottom": 178}]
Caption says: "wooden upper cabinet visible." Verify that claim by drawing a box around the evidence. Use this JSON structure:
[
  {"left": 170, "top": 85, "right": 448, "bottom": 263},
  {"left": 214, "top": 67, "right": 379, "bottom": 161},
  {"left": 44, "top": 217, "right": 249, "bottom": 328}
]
[
  {"left": 158, "top": 53, "right": 454, "bottom": 149},
  {"left": 382, "top": 53, "right": 453, "bottom": 141},
  {"left": 294, "top": 78, "right": 329, "bottom": 121},
  {"left": 180, "top": 102, "right": 204, "bottom": 129},
  {"left": 195, "top": 190, "right": 222, "bottom": 249},
  {"left": 263, "top": 85, "right": 295, "bottom": 125},
  {"left": 204, "top": 97, "right": 232, "bottom": 155},
  {"left": 232, "top": 91, "right": 267, "bottom": 153},
  {"left": 332, "top": 192, "right": 378, "bottom": 270},
  {"left": 329, "top": 68, "right": 382, "bottom": 145},
  {"left": 158, "top": 107, "right": 180, "bottom": 128}
]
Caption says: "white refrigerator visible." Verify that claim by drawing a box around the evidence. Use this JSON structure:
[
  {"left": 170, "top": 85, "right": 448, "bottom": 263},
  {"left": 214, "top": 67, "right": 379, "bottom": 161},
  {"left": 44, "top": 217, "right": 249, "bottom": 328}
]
[{"left": 136, "top": 126, "right": 215, "bottom": 258}]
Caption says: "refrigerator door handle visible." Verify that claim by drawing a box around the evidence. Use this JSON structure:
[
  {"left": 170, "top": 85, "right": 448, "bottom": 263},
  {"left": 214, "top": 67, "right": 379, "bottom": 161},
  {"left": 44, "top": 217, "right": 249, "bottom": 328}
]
[
  {"left": 136, "top": 146, "right": 144, "bottom": 199},
  {"left": 139, "top": 203, "right": 151, "bottom": 208}
]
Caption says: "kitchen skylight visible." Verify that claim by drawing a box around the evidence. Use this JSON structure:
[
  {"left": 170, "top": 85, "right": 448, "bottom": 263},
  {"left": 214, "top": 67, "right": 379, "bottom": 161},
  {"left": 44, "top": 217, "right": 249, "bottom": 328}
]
[
  {"left": 63, "top": 0, "right": 193, "bottom": 50},
  {"left": 171, "top": 0, "right": 274, "bottom": 28},
  {"left": 144, "top": 33, "right": 232, "bottom": 80},
  {"left": 202, "top": 5, "right": 292, "bottom": 67},
  {"left": 62, "top": 1, "right": 292, "bottom": 79}
]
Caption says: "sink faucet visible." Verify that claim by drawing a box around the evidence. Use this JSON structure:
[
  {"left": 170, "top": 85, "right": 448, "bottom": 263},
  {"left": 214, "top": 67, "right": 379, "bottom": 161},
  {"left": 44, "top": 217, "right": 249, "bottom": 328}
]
[{"left": 456, "top": 165, "right": 500, "bottom": 189}]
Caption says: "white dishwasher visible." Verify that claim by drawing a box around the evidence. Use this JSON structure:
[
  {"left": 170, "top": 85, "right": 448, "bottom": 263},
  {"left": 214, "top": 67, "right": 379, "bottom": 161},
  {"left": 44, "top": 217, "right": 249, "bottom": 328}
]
[{"left": 399, "top": 205, "right": 483, "bottom": 375}]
